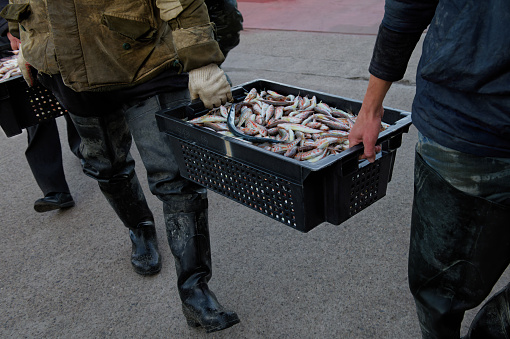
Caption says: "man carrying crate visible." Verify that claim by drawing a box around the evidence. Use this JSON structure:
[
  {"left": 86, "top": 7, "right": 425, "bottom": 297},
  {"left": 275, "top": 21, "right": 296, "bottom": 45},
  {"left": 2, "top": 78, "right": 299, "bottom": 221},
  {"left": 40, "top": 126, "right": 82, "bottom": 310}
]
[
  {"left": 349, "top": 0, "right": 510, "bottom": 338},
  {"left": 1, "top": 0, "right": 242, "bottom": 333}
]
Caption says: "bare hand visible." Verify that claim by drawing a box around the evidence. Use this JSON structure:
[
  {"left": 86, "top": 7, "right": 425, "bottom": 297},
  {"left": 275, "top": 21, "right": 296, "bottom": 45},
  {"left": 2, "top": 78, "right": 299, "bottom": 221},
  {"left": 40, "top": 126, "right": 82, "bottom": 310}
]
[
  {"left": 348, "top": 75, "right": 392, "bottom": 162},
  {"left": 7, "top": 32, "right": 20, "bottom": 51},
  {"left": 348, "top": 105, "right": 383, "bottom": 162}
]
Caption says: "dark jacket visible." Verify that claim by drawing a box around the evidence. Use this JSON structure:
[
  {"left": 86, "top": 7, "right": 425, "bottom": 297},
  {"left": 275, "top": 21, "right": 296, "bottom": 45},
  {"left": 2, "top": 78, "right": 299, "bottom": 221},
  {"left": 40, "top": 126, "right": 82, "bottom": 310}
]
[
  {"left": 370, "top": 0, "right": 510, "bottom": 157},
  {"left": 0, "top": 0, "right": 11, "bottom": 58}
]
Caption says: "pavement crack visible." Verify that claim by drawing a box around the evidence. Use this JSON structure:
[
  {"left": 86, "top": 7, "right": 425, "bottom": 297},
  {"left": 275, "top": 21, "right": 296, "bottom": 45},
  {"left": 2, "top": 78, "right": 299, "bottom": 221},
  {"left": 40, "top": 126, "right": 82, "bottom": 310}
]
[{"left": 223, "top": 67, "right": 416, "bottom": 87}]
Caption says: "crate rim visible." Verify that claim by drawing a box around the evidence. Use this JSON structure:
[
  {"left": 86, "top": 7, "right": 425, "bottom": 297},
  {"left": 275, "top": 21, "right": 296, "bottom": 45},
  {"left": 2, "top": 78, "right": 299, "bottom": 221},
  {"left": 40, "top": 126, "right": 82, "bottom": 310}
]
[
  {"left": 0, "top": 74, "right": 23, "bottom": 85},
  {"left": 233, "top": 78, "right": 412, "bottom": 166},
  {"left": 157, "top": 78, "right": 412, "bottom": 172}
]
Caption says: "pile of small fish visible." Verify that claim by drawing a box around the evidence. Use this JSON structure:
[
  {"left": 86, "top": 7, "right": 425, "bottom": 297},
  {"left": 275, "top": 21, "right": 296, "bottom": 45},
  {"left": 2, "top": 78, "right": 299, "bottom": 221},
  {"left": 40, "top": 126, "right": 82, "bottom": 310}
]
[
  {"left": 188, "top": 88, "right": 389, "bottom": 162},
  {"left": 0, "top": 53, "right": 21, "bottom": 83}
]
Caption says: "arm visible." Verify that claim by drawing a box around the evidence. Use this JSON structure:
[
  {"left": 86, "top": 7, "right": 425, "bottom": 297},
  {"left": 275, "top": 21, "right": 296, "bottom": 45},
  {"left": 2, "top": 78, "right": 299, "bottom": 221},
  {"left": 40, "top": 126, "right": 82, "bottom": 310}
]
[
  {"left": 158, "top": 0, "right": 224, "bottom": 71},
  {"left": 157, "top": 0, "right": 232, "bottom": 108},
  {"left": 349, "top": 0, "right": 437, "bottom": 162}
]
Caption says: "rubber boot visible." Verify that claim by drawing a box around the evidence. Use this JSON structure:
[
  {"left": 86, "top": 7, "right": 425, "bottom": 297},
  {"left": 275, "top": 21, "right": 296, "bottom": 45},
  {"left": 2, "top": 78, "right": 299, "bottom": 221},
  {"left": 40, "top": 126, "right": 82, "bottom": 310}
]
[
  {"left": 99, "top": 173, "right": 161, "bottom": 276},
  {"left": 164, "top": 199, "right": 239, "bottom": 333}
]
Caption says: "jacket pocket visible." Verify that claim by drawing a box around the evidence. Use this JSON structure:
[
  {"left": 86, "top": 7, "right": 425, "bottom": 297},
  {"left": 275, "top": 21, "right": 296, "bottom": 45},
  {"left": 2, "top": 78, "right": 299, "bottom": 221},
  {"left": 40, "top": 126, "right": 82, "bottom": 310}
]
[
  {"left": 0, "top": 3, "right": 31, "bottom": 22},
  {"left": 101, "top": 14, "right": 156, "bottom": 41}
]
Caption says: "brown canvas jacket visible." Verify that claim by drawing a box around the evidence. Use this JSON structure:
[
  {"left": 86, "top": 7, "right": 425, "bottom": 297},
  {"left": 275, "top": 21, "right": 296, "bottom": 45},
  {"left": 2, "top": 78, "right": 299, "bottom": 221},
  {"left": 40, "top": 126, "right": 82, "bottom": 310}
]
[{"left": 0, "top": 0, "right": 224, "bottom": 91}]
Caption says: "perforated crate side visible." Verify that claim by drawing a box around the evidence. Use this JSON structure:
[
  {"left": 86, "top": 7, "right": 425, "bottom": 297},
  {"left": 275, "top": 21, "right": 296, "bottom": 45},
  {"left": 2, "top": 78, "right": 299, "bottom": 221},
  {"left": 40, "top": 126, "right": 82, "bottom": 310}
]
[
  {"left": 177, "top": 138, "right": 304, "bottom": 227},
  {"left": 325, "top": 150, "right": 395, "bottom": 225},
  {"left": 349, "top": 159, "right": 384, "bottom": 215},
  {"left": 0, "top": 77, "right": 66, "bottom": 137},
  {"left": 25, "top": 83, "right": 67, "bottom": 125}
]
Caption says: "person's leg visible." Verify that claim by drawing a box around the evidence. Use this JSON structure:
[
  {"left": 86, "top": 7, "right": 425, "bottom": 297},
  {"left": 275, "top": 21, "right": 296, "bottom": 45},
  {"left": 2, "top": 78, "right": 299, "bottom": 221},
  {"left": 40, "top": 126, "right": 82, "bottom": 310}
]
[
  {"left": 409, "top": 133, "right": 510, "bottom": 339},
  {"left": 123, "top": 91, "right": 239, "bottom": 332},
  {"left": 68, "top": 111, "right": 161, "bottom": 276},
  {"left": 39, "top": 73, "right": 161, "bottom": 276},
  {"left": 25, "top": 120, "right": 74, "bottom": 212}
]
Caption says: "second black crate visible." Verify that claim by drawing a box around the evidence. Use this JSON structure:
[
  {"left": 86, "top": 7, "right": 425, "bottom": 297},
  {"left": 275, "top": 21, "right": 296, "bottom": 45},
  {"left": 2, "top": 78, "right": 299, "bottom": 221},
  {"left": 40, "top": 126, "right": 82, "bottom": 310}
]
[{"left": 0, "top": 76, "right": 67, "bottom": 137}]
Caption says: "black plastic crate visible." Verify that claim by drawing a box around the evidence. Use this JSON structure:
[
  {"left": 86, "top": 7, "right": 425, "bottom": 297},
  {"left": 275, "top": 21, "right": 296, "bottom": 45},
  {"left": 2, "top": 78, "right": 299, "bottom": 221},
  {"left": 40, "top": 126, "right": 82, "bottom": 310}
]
[
  {"left": 0, "top": 76, "right": 67, "bottom": 137},
  {"left": 156, "top": 79, "right": 412, "bottom": 232}
]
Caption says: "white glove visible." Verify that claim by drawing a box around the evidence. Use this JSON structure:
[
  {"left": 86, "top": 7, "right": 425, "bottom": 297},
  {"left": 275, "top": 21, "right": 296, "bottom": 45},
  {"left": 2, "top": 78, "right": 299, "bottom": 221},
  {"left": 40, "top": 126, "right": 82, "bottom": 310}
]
[{"left": 188, "top": 63, "right": 233, "bottom": 108}]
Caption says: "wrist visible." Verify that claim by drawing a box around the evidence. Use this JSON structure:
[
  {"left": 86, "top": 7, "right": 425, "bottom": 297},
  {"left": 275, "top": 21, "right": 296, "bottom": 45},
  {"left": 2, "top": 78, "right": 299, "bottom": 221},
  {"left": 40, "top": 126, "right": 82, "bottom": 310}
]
[{"left": 359, "top": 75, "right": 392, "bottom": 118}]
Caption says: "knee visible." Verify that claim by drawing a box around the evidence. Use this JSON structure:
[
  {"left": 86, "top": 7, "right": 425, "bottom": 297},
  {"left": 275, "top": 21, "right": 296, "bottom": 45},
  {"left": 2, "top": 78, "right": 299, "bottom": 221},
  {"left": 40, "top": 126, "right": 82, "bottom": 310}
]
[{"left": 409, "top": 261, "right": 487, "bottom": 316}]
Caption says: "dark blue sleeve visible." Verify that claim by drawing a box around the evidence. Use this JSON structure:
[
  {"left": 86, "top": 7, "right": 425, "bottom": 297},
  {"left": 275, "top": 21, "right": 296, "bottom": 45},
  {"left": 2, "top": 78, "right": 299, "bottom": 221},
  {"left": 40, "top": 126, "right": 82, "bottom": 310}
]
[
  {"left": 382, "top": 0, "right": 438, "bottom": 33},
  {"left": 369, "top": 0, "right": 438, "bottom": 82},
  {"left": 0, "top": 0, "right": 8, "bottom": 36}
]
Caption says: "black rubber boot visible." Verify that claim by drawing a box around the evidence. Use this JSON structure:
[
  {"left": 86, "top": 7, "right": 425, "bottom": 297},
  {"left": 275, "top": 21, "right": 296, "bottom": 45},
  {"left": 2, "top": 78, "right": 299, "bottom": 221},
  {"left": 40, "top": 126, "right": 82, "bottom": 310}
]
[
  {"left": 164, "top": 199, "right": 239, "bottom": 333},
  {"left": 99, "top": 173, "right": 161, "bottom": 276},
  {"left": 129, "top": 220, "right": 162, "bottom": 276}
]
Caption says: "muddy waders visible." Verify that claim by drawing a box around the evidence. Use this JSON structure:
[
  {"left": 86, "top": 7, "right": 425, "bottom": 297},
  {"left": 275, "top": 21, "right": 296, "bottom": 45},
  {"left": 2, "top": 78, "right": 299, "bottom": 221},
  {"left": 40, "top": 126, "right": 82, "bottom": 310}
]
[
  {"left": 409, "top": 153, "right": 510, "bottom": 339},
  {"left": 50, "top": 78, "right": 238, "bottom": 331},
  {"left": 99, "top": 172, "right": 162, "bottom": 276},
  {"left": 68, "top": 111, "right": 162, "bottom": 276},
  {"left": 163, "top": 193, "right": 239, "bottom": 333}
]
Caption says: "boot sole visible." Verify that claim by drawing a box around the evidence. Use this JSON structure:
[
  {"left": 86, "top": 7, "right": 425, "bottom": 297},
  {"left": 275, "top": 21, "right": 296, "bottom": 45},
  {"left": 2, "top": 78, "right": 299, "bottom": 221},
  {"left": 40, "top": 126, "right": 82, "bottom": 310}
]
[
  {"left": 182, "top": 305, "right": 240, "bottom": 333},
  {"left": 132, "top": 265, "right": 161, "bottom": 276},
  {"left": 205, "top": 317, "right": 240, "bottom": 333},
  {"left": 34, "top": 201, "right": 75, "bottom": 213}
]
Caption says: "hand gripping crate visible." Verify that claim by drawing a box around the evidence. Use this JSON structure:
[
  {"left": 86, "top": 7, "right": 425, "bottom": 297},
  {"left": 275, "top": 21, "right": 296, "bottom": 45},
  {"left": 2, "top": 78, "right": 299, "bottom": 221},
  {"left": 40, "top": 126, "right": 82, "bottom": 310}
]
[
  {"left": 0, "top": 75, "right": 67, "bottom": 137},
  {"left": 156, "top": 79, "right": 412, "bottom": 232}
]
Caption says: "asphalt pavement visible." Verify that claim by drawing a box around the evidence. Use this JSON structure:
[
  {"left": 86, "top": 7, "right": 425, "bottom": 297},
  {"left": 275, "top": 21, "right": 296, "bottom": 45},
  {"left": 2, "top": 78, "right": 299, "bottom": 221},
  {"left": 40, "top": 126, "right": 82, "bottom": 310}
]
[{"left": 2, "top": 2, "right": 510, "bottom": 339}]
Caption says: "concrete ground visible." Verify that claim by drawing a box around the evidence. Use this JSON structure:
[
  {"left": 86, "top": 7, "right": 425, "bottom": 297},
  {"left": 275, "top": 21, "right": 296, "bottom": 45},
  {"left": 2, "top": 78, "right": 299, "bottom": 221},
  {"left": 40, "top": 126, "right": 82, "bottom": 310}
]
[{"left": 1, "top": 1, "right": 509, "bottom": 338}]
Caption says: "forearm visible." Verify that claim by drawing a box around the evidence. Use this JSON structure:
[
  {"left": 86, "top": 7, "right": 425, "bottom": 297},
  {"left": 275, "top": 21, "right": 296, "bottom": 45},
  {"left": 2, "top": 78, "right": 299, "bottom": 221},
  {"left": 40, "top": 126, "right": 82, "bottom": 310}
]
[
  {"left": 361, "top": 75, "right": 393, "bottom": 117},
  {"left": 7, "top": 31, "right": 19, "bottom": 50},
  {"left": 350, "top": 0, "right": 438, "bottom": 162}
]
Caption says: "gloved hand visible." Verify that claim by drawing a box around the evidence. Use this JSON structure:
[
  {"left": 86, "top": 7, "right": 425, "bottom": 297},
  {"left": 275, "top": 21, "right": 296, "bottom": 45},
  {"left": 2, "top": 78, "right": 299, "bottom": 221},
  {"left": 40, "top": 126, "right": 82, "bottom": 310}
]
[
  {"left": 188, "top": 63, "right": 233, "bottom": 108},
  {"left": 17, "top": 47, "right": 37, "bottom": 87}
]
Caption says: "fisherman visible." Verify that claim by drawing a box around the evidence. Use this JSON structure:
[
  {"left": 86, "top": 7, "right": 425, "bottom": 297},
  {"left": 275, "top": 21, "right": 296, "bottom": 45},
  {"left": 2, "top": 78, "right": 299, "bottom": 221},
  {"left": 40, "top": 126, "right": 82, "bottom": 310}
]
[
  {"left": 1, "top": 0, "right": 242, "bottom": 333},
  {"left": 349, "top": 0, "right": 510, "bottom": 337}
]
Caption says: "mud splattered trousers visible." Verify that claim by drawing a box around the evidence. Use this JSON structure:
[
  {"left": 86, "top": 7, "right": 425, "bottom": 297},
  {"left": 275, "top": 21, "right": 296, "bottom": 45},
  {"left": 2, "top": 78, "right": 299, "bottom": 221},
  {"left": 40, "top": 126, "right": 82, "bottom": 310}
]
[
  {"left": 410, "top": 133, "right": 510, "bottom": 339},
  {"left": 38, "top": 73, "right": 208, "bottom": 222}
]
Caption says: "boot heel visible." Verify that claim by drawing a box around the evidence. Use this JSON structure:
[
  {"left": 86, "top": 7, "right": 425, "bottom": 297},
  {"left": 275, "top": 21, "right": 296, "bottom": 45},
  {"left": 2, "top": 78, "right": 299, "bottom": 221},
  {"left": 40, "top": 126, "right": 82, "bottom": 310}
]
[{"left": 182, "top": 305, "right": 201, "bottom": 328}]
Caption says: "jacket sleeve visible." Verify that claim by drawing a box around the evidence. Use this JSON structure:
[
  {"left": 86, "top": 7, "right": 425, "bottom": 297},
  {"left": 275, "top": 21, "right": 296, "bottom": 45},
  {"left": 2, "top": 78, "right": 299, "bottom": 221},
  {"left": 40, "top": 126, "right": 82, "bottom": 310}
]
[
  {"left": 7, "top": 21, "right": 18, "bottom": 37},
  {"left": 369, "top": 0, "right": 438, "bottom": 82},
  {"left": 0, "top": 1, "right": 26, "bottom": 39},
  {"left": 157, "top": 0, "right": 224, "bottom": 72}
]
